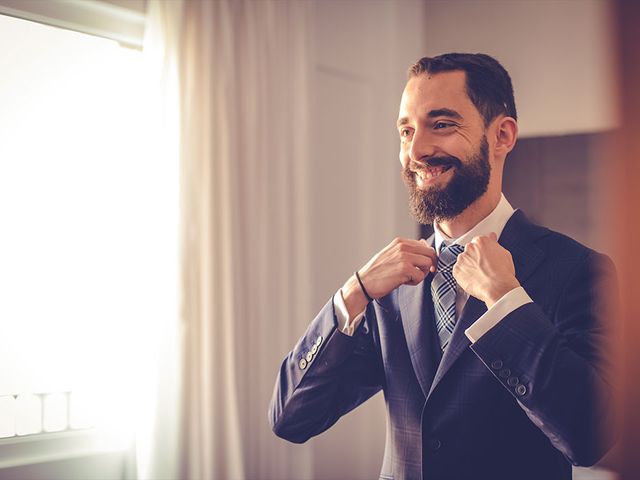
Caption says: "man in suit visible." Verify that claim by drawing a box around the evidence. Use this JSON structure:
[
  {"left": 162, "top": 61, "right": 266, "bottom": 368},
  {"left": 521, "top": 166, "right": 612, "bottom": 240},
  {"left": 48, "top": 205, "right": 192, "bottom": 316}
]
[{"left": 268, "top": 53, "right": 616, "bottom": 480}]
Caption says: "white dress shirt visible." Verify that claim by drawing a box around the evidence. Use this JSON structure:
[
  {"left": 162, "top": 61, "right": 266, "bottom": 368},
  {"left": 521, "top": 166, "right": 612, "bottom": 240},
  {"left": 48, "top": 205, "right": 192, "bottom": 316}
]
[{"left": 334, "top": 194, "right": 533, "bottom": 342}]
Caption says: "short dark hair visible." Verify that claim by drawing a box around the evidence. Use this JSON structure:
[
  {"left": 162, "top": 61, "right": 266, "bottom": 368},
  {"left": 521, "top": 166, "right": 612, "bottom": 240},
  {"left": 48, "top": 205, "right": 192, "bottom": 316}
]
[{"left": 409, "top": 53, "right": 517, "bottom": 125}]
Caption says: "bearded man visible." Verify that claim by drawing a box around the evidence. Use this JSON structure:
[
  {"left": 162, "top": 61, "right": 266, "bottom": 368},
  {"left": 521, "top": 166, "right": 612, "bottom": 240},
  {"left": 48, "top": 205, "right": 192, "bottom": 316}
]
[{"left": 268, "top": 53, "right": 616, "bottom": 480}]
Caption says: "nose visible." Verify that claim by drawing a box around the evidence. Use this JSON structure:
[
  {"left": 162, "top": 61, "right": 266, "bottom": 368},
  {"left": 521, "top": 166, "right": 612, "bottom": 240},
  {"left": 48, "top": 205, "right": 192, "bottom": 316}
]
[{"left": 407, "top": 128, "right": 436, "bottom": 167}]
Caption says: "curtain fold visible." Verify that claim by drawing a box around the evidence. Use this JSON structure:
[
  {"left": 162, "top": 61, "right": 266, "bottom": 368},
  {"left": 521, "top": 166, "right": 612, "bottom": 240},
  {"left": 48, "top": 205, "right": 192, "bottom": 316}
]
[{"left": 178, "top": 1, "right": 314, "bottom": 478}]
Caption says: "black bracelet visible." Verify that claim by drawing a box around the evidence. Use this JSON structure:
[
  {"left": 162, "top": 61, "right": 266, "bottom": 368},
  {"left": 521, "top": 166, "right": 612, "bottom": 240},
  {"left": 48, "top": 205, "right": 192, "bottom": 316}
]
[{"left": 355, "top": 270, "right": 374, "bottom": 303}]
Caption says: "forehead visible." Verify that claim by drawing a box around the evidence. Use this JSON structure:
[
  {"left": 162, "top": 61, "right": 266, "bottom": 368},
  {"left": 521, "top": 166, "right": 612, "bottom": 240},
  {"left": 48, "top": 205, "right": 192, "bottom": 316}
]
[{"left": 398, "top": 70, "right": 477, "bottom": 121}]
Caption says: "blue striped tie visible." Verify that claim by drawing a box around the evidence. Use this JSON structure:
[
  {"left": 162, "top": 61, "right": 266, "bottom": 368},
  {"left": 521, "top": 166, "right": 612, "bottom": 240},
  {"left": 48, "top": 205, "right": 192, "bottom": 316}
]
[{"left": 432, "top": 243, "right": 465, "bottom": 352}]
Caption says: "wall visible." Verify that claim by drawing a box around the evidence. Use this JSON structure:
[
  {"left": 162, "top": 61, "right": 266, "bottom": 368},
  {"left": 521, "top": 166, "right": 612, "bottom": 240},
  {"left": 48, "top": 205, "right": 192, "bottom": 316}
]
[
  {"left": 503, "top": 132, "right": 610, "bottom": 252},
  {"left": 422, "top": 0, "right": 617, "bottom": 137}
]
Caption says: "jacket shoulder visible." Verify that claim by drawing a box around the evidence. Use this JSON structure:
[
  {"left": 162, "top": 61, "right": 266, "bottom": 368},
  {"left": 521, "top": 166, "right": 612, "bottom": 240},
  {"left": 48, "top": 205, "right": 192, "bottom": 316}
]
[{"left": 511, "top": 209, "right": 609, "bottom": 264}]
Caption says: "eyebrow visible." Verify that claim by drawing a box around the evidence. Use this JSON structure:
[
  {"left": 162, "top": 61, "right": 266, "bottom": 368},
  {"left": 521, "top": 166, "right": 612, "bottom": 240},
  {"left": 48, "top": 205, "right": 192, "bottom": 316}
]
[{"left": 397, "top": 107, "right": 463, "bottom": 128}]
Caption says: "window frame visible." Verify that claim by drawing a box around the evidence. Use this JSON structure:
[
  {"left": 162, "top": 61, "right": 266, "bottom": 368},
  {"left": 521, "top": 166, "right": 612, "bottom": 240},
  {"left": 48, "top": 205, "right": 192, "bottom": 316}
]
[{"left": 0, "top": 0, "right": 145, "bottom": 48}]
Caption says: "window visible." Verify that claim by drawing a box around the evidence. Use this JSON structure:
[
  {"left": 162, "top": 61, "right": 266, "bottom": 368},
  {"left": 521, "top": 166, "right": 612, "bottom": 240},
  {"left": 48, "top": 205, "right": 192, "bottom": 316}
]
[{"left": 0, "top": 12, "right": 177, "bottom": 458}]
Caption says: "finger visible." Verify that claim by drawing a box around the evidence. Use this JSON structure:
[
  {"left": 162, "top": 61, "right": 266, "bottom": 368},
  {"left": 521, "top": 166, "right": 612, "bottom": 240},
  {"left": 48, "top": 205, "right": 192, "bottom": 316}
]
[
  {"left": 395, "top": 238, "right": 437, "bottom": 262},
  {"left": 419, "top": 239, "right": 439, "bottom": 264},
  {"left": 489, "top": 232, "right": 498, "bottom": 241},
  {"left": 471, "top": 235, "right": 486, "bottom": 245},
  {"left": 403, "top": 265, "right": 427, "bottom": 286},
  {"left": 467, "top": 239, "right": 485, "bottom": 252},
  {"left": 399, "top": 252, "right": 437, "bottom": 273},
  {"left": 460, "top": 246, "right": 476, "bottom": 261}
]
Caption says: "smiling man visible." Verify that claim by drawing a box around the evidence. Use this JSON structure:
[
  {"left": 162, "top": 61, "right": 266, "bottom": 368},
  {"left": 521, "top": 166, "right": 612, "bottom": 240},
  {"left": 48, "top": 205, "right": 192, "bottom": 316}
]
[{"left": 269, "top": 53, "right": 616, "bottom": 480}]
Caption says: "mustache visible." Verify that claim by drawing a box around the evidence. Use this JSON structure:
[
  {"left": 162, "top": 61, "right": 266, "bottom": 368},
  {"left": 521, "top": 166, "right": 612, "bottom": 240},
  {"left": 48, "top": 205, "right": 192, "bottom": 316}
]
[{"left": 410, "top": 156, "right": 463, "bottom": 171}]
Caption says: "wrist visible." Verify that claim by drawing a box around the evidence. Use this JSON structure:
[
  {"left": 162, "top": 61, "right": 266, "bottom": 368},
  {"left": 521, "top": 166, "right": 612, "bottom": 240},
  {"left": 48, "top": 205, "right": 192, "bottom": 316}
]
[
  {"left": 342, "top": 274, "right": 370, "bottom": 320},
  {"left": 355, "top": 270, "right": 374, "bottom": 302},
  {"left": 485, "top": 279, "right": 520, "bottom": 308}
]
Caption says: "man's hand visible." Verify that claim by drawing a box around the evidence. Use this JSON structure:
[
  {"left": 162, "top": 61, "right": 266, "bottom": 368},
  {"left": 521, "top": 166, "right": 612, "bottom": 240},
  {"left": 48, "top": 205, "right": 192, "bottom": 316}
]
[
  {"left": 453, "top": 233, "right": 520, "bottom": 308},
  {"left": 342, "top": 238, "right": 437, "bottom": 319}
]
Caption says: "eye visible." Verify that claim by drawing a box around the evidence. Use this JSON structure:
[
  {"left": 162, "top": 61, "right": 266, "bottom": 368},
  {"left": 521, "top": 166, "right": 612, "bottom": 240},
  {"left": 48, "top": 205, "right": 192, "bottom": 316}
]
[
  {"left": 399, "top": 128, "right": 412, "bottom": 139},
  {"left": 434, "top": 121, "right": 455, "bottom": 130}
]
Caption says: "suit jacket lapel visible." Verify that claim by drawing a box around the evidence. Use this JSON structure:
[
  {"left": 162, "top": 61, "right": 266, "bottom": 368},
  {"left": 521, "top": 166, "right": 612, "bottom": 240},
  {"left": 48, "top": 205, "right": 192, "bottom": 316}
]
[
  {"left": 398, "top": 234, "right": 441, "bottom": 399},
  {"left": 427, "top": 295, "right": 486, "bottom": 398},
  {"left": 498, "top": 210, "right": 547, "bottom": 284},
  {"left": 424, "top": 209, "right": 547, "bottom": 400}
]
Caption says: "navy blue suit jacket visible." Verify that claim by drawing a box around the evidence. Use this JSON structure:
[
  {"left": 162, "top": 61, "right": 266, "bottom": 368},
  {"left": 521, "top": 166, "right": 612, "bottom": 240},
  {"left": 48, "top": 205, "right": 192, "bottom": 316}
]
[{"left": 269, "top": 210, "right": 616, "bottom": 480}]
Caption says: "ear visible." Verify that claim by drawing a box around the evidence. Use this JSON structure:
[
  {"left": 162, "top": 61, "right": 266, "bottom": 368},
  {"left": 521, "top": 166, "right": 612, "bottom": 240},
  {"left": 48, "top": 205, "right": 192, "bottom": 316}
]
[{"left": 493, "top": 116, "right": 518, "bottom": 157}]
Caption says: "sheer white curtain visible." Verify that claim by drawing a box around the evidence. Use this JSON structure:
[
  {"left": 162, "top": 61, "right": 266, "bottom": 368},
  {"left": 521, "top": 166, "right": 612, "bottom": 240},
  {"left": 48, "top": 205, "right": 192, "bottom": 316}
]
[
  {"left": 136, "top": 1, "right": 182, "bottom": 479},
  {"left": 175, "top": 1, "right": 315, "bottom": 478}
]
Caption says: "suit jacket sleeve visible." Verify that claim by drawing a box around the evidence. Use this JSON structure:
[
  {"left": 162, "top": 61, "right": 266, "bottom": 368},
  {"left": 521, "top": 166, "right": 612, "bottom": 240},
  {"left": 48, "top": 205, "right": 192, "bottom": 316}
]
[
  {"left": 268, "top": 297, "right": 384, "bottom": 443},
  {"left": 469, "top": 250, "right": 617, "bottom": 466}
]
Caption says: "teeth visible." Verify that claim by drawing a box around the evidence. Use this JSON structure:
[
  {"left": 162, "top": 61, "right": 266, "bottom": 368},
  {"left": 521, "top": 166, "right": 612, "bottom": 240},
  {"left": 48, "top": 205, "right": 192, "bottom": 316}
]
[{"left": 417, "top": 166, "right": 447, "bottom": 180}]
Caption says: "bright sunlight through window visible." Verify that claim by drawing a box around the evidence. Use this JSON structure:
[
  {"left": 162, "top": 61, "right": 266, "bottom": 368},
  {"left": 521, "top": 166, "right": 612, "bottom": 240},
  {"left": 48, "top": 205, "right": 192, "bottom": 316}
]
[{"left": 0, "top": 14, "right": 178, "bottom": 444}]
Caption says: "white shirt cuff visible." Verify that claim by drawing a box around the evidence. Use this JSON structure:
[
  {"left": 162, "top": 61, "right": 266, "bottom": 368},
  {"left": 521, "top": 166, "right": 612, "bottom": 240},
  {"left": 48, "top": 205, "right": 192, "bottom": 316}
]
[
  {"left": 334, "top": 289, "right": 366, "bottom": 336},
  {"left": 464, "top": 286, "right": 533, "bottom": 343}
]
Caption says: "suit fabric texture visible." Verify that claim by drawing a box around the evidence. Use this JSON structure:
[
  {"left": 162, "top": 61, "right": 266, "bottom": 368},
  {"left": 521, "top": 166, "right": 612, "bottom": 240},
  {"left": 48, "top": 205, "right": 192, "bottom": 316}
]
[{"left": 269, "top": 210, "right": 616, "bottom": 480}]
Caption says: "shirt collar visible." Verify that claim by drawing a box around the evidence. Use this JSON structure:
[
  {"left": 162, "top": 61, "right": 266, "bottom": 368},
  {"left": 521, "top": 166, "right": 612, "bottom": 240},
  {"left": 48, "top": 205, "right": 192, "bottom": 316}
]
[{"left": 434, "top": 193, "right": 515, "bottom": 253}]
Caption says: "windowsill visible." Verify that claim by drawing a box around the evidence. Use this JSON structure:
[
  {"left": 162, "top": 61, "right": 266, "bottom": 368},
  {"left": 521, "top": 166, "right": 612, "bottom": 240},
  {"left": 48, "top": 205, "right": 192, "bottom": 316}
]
[{"left": 0, "top": 429, "right": 133, "bottom": 469}]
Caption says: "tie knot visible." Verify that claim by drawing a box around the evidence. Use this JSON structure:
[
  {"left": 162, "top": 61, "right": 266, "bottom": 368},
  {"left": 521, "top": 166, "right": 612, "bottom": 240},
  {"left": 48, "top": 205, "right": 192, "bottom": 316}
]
[{"left": 437, "top": 243, "right": 464, "bottom": 274}]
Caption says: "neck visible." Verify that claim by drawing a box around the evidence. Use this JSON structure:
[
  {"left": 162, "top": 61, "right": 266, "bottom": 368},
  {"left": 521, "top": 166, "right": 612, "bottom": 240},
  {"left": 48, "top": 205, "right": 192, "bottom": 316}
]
[{"left": 437, "top": 190, "right": 501, "bottom": 239}]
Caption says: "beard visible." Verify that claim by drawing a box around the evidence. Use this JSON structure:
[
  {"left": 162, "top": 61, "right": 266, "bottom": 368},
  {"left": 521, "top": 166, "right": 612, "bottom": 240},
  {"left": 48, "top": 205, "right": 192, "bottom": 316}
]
[{"left": 402, "top": 135, "right": 491, "bottom": 225}]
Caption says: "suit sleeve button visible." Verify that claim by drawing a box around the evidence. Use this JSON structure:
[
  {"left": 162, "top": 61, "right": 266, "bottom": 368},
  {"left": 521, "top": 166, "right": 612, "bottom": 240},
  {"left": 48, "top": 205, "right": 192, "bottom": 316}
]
[
  {"left": 515, "top": 384, "right": 527, "bottom": 396},
  {"left": 499, "top": 368, "right": 511, "bottom": 379},
  {"left": 316, "top": 335, "right": 323, "bottom": 345},
  {"left": 491, "top": 360, "right": 503, "bottom": 369},
  {"left": 299, "top": 358, "right": 307, "bottom": 370},
  {"left": 429, "top": 439, "right": 442, "bottom": 452},
  {"left": 507, "top": 376, "right": 519, "bottom": 387},
  {"left": 306, "top": 352, "right": 313, "bottom": 362},
  {"left": 311, "top": 344, "right": 318, "bottom": 354}
]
